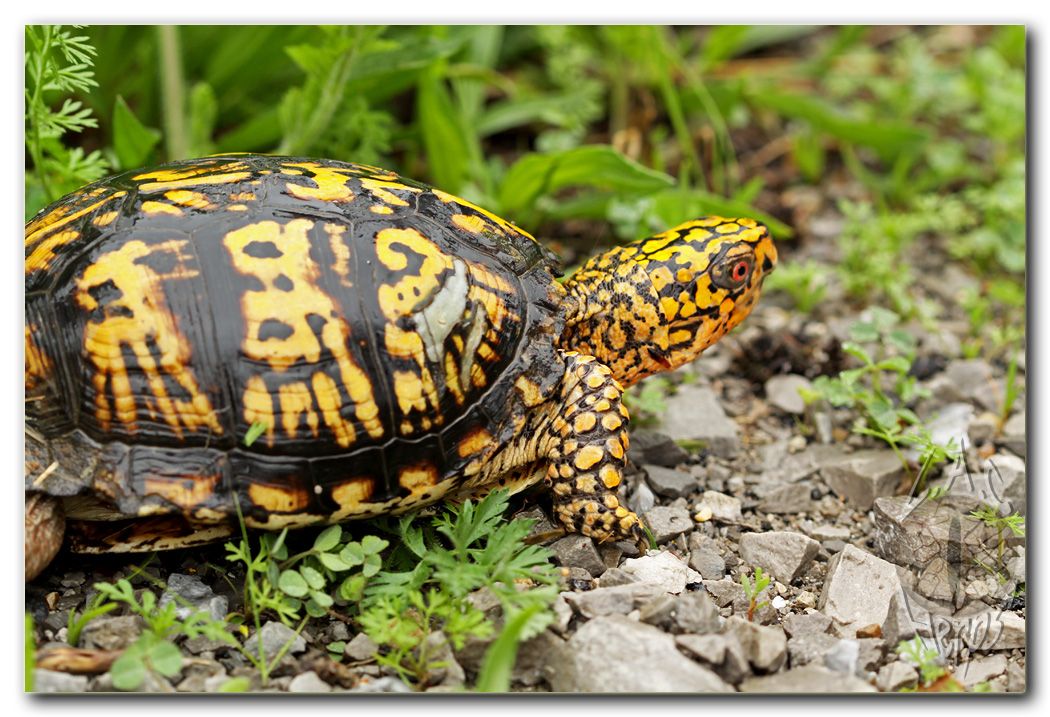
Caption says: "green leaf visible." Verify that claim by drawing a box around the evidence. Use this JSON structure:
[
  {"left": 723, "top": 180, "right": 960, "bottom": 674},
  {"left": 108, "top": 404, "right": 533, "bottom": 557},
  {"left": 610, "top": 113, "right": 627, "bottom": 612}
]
[
  {"left": 499, "top": 146, "right": 675, "bottom": 217},
  {"left": 340, "top": 542, "right": 365, "bottom": 567},
  {"left": 338, "top": 574, "right": 366, "bottom": 602},
  {"left": 278, "top": 569, "right": 309, "bottom": 598},
  {"left": 318, "top": 552, "right": 352, "bottom": 572},
  {"left": 645, "top": 188, "right": 795, "bottom": 240},
  {"left": 112, "top": 95, "right": 161, "bottom": 170},
  {"left": 361, "top": 535, "right": 389, "bottom": 555},
  {"left": 147, "top": 640, "right": 183, "bottom": 677},
  {"left": 747, "top": 88, "right": 929, "bottom": 163},
  {"left": 299, "top": 565, "right": 326, "bottom": 591},
  {"left": 848, "top": 321, "right": 880, "bottom": 343},
  {"left": 313, "top": 525, "right": 342, "bottom": 553},
  {"left": 362, "top": 554, "right": 382, "bottom": 578},
  {"left": 25, "top": 613, "right": 35, "bottom": 692},
  {"left": 417, "top": 65, "right": 473, "bottom": 194},
  {"left": 244, "top": 421, "right": 267, "bottom": 447},
  {"left": 841, "top": 341, "right": 873, "bottom": 366},
  {"left": 217, "top": 676, "right": 252, "bottom": 692},
  {"left": 110, "top": 649, "right": 147, "bottom": 690},
  {"left": 474, "top": 604, "right": 542, "bottom": 693},
  {"left": 309, "top": 590, "right": 334, "bottom": 608},
  {"left": 876, "top": 356, "right": 912, "bottom": 374}
]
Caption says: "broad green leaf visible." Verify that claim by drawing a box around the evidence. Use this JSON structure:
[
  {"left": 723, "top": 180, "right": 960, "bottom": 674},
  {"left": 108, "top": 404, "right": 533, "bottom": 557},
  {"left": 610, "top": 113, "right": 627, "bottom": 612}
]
[
  {"left": 417, "top": 65, "right": 473, "bottom": 194},
  {"left": 313, "top": 525, "right": 342, "bottom": 552},
  {"left": 876, "top": 356, "right": 912, "bottom": 374},
  {"left": 110, "top": 649, "right": 146, "bottom": 691},
  {"left": 500, "top": 146, "right": 675, "bottom": 216},
  {"left": 747, "top": 88, "right": 929, "bottom": 163},
  {"left": 646, "top": 188, "right": 795, "bottom": 240},
  {"left": 361, "top": 535, "right": 389, "bottom": 554},
  {"left": 148, "top": 640, "right": 183, "bottom": 677},
  {"left": 340, "top": 542, "right": 365, "bottom": 567},
  {"left": 112, "top": 95, "right": 160, "bottom": 170},
  {"left": 318, "top": 552, "right": 352, "bottom": 572},
  {"left": 841, "top": 341, "right": 874, "bottom": 366},
  {"left": 217, "top": 676, "right": 252, "bottom": 692},
  {"left": 278, "top": 569, "right": 309, "bottom": 598},
  {"left": 309, "top": 590, "right": 334, "bottom": 608},
  {"left": 300, "top": 565, "right": 325, "bottom": 591},
  {"left": 362, "top": 555, "right": 381, "bottom": 578}
]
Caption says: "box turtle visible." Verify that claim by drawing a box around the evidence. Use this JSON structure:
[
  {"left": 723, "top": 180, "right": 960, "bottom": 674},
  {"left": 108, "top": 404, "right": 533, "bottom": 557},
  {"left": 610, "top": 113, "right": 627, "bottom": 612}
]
[{"left": 24, "top": 154, "right": 776, "bottom": 580}]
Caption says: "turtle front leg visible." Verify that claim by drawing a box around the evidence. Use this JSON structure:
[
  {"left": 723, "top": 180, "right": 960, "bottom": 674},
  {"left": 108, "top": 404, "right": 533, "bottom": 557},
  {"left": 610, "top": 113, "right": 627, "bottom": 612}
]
[
  {"left": 26, "top": 492, "right": 65, "bottom": 581},
  {"left": 543, "top": 351, "right": 645, "bottom": 547}
]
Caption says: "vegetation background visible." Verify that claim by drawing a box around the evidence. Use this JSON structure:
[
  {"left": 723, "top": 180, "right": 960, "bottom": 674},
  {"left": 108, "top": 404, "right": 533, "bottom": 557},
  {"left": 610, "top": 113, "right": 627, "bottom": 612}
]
[{"left": 24, "top": 24, "right": 1026, "bottom": 692}]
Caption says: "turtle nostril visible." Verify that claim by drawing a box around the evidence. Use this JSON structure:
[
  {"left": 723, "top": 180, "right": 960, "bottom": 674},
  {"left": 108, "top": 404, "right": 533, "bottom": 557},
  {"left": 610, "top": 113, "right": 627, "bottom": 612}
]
[{"left": 761, "top": 256, "right": 774, "bottom": 272}]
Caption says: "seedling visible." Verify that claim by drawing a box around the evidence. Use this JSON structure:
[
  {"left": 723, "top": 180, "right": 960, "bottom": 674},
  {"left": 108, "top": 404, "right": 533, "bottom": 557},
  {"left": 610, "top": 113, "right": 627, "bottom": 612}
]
[
  {"left": 895, "top": 636, "right": 964, "bottom": 692},
  {"left": 969, "top": 504, "right": 1025, "bottom": 572},
  {"left": 739, "top": 566, "right": 770, "bottom": 622}
]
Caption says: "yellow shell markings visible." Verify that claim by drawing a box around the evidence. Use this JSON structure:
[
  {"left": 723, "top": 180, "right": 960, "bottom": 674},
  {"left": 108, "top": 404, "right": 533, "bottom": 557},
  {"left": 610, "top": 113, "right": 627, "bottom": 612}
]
[
  {"left": 223, "top": 219, "right": 382, "bottom": 448},
  {"left": 433, "top": 189, "right": 537, "bottom": 241},
  {"left": 25, "top": 189, "right": 128, "bottom": 273},
  {"left": 280, "top": 162, "right": 355, "bottom": 202},
  {"left": 24, "top": 324, "right": 52, "bottom": 390},
  {"left": 133, "top": 162, "right": 252, "bottom": 193},
  {"left": 74, "top": 240, "right": 222, "bottom": 437}
]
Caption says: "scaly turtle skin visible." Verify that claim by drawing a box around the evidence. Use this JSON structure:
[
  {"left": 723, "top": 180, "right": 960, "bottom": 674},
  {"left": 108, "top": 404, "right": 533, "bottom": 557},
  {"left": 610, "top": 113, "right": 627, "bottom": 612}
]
[{"left": 24, "top": 154, "right": 776, "bottom": 580}]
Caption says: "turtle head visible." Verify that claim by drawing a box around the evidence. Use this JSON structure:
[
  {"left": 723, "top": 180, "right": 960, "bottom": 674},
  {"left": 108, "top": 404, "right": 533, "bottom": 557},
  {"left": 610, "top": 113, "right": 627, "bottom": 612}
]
[{"left": 561, "top": 217, "right": 776, "bottom": 387}]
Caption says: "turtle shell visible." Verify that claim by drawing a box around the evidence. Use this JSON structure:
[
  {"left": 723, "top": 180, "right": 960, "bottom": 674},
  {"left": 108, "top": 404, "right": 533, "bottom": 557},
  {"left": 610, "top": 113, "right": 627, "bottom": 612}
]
[{"left": 25, "top": 155, "right": 566, "bottom": 533}]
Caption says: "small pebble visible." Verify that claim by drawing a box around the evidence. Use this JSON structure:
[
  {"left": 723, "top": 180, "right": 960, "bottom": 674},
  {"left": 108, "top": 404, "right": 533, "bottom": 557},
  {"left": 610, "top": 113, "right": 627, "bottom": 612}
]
[{"left": 694, "top": 505, "right": 713, "bottom": 522}]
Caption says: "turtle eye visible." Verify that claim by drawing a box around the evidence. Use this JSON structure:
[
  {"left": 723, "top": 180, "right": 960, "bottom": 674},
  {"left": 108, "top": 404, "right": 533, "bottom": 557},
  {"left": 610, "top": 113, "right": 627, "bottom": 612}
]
[{"left": 711, "top": 255, "right": 753, "bottom": 290}]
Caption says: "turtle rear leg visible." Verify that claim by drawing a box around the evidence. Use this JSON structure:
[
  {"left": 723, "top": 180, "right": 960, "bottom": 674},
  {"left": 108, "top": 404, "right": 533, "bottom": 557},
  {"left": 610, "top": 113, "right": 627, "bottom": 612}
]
[
  {"left": 26, "top": 493, "right": 65, "bottom": 581},
  {"left": 543, "top": 351, "right": 645, "bottom": 547}
]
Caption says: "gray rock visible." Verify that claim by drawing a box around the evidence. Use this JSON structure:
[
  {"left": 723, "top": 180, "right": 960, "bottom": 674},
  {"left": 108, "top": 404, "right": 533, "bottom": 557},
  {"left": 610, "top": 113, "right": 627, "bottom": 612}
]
[
  {"left": 876, "top": 661, "right": 919, "bottom": 691},
  {"left": 821, "top": 449, "right": 906, "bottom": 510},
  {"left": 656, "top": 385, "right": 740, "bottom": 458},
  {"left": 563, "top": 582, "right": 663, "bottom": 619},
  {"left": 243, "top": 621, "right": 306, "bottom": 662},
  {"left": 549, "top": 534, "right": 605, "bottom": 577},
  {"left": 345, "top": 632, "right": 379, "bottom": 661},
  {"left": 630, "top": 480, "right": 658, "bottom": 515},
  {"left": 423, "top": 631, "right": 465, "bottom": 687},
  {"left": 823, "top": 638, "right": 860, "bottom": 675},
  {"left": 350, "top": 676, "right": 414, "bottom": 693},
  {"left": 1001, "top": 410, "right": 1025, "bottom": 457},
  {"left": 514, "top": 507, "right": 565, "bottom": 544},
  {"left": 175, "top": 660, "right": 226, "bottom": 692},
  {"left": 739, "top": 531, "right": 820, "bottom": 583},
  {"left": 757, "top": 483, "right": 815, "bottom": 514},
  {"left": 33, "top": 669, "right": 89, "bottom": 693},
  {"left": 287, "top": 671, "right": 332, "bottom": 693},
  {"left": 982, "top": 453, "right": 1026, "bottom": 515},
  {"left": 628, "top": 429, "right": 691, "bottom": 467},
  {"left": 915, "top": 556, "right": 956, "bottom": 602},
  {"left": 160, "top": 573, "right": 227, "bottom": 622},
  {"left": 787, "top": 630, "right": 839, "bottom": 667},
  {"left": 688, "top": 549, "right": 725, "bottom": 580},
  {"left": 697, "top": 490, "right": 743, "bottom": 522},
  {"left": 676, "top": 633, "right": 751, "bottom": 684},
  {"left": 955, "top": 654, "right": 1007, "bottom": 690},
  {"left": 509, "top": 630, "right": 563, "bottom": 687},
  {"left": 548, "top": 616, "right": 732, "bottom": 692},
  {"left": 550, "top": 594, "right": 573, "bottom": 634},
  {"left": 931, "top": 359, "right": 1000, "bottom": 412},
  {"left": 902, "top": 403, "right": 973, "bottom": 464},
  {"left": 620, "top": 551, "right": 701, "bottom": 594},
  {"left": 819, "top": 545, "right": 902, "bottom": 636},
  {"left": 639, "top": 591, "right": 720, "bottom": 634},
  {"left": 724, "top": 615, "right": 787, "bottom": 672},
  {"left": 761, "top": 443, "right": 841, "bottom": 483},
  {"left": 765, "top": 374, "right": 812, "bottom": 414},
  {"left": 598, "top": 567, "right": 636, "bottom": 588},
  {"left": 782, "top": 611, "right": 832, "bottom": 638},
  {"left": 872, "top": 495, "right": 1005, "bottom": 569},
  {"left": 961, "top": 610, "right": 1025, "bottom": 651},
  {"left": 740, "top": 664, "right": 877, "bottom": 693},
  {"left": 642, "top": 505, "right": 694, "bottom": 543},
  {"left": 804, "top": 524, "right": 851, "bottom": 541},
  {"left": 702, "top": 578, "right": 745, "bottom": 608},
  {"left": 1006, "top": 660, "right": 1026, "bottom": 692},
  {"left": 92, "top": 670, "right": 175, "bottom": 693},
  {"left": 644, "top": 465, "right": 699, "bottom": 498},
  {"left": 81, "top": 615, "right": 143, "bottom": 651}
]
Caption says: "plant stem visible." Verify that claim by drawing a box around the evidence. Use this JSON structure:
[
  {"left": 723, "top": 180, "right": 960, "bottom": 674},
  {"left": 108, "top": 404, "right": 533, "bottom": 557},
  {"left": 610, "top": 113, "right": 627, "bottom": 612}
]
[
  {"left": 26, "top": 26, "right": 55, "bottom": 201},
  {"left": 157, "top": 25, "right": 188, "bottom": 160}
]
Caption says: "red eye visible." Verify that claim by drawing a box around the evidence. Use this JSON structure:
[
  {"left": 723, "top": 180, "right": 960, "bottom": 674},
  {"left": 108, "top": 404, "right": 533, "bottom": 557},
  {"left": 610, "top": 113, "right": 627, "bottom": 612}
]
[{"left": 731, "top": 260, "right": 750, "bottom": 282}]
